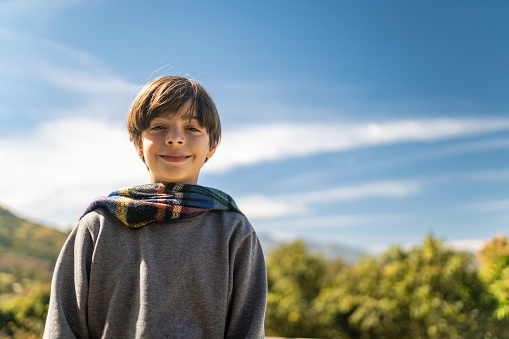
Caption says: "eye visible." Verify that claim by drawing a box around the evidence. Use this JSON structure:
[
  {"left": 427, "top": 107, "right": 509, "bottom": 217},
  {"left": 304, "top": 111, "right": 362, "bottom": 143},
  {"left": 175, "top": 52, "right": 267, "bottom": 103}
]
[
  {"left": 150, "top": 125, "right": 166, "bottom": 131},
  {"left": 186, "top": 126, "right": 202, "bottom": 132}
]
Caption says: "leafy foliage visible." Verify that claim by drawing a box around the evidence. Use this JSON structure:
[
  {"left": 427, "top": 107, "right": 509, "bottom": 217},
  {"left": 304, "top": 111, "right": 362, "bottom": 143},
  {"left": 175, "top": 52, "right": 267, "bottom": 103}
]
[
  {"left": 265, "top": 235, "right": 509, "bottom": 338},
  {"left": 0, "top": 205, "right": 67, "bottom": 338},
  {"left": 2, "top": 204, "right": 509, "bottom": 338},
  {"left": 265, "top": 240, "right": 327, "bottom": 337},
  {"left": 479, "top": 235, "right": 509, "bottom": 320},
  {"left": 0, "top": 282, "right": 50, "bottom": 339}
]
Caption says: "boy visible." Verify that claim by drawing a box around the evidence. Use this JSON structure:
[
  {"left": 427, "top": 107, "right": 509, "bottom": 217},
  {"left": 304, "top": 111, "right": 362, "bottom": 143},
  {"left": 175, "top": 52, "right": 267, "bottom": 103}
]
[{"left": 43, "top": 76, "right": 267, "bottom": 338}]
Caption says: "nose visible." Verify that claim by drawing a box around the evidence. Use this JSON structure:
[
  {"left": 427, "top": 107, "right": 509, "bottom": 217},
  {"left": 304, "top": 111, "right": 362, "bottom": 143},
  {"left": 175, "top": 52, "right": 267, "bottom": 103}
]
[{"left": 166, "top": 128, "right": 184, "bottom": 145}]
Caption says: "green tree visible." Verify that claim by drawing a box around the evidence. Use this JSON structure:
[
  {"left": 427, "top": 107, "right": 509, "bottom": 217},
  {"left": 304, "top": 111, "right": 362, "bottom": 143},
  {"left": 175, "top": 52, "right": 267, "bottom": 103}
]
[
  {"left": 313, "top": 234, "right": 507, "bottom": 339},
  {"left": 265, "top": 240, "right": 327, "bottom": 337},
  {"left": 0, "top": 283, "right": 50, "bottom": 339},
  {"left": 479, "top": 234, "right": 509, "bottom": 320}
]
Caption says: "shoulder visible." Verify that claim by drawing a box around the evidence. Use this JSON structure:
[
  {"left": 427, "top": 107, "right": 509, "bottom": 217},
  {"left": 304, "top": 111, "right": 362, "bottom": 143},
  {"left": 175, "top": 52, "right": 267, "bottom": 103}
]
[
  {"left": 198, "top": 210, "right": 262, "bottom": 252},
  {"left": 77, "top": 207, "right": 123, "bottom": 239},
  {"left": 203, "top": 210, "right": 254, "bottom": 233},
  {"left": 79, "top": 207, "right": 115, "bottom": 226}
]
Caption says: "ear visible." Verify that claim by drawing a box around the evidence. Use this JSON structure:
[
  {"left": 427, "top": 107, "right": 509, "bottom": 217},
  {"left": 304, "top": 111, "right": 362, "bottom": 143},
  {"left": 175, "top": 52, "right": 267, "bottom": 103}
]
[
  {"left": 206, "top": 142, "right": 218, "bottom": 159},
  {"left": 136, "top": 145, "right": 144, "bottom": 159}
]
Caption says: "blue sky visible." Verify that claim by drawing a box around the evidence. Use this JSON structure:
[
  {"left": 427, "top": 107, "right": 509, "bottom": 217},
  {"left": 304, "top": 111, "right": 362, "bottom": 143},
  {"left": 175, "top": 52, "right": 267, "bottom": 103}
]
[{"left": 1, "top": 0, "right": 508, "bottom": 254}]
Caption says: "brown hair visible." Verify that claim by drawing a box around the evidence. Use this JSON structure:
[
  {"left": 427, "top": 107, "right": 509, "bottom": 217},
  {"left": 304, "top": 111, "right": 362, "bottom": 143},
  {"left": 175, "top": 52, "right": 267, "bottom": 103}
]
[{"left": 127, "top": 76, "right": 221, "bottom": 160}]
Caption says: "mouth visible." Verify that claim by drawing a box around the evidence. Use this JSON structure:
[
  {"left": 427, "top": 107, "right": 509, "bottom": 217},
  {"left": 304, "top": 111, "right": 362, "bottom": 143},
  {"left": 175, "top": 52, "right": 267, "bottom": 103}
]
[{"left": 160, "top": 153, "right": 190, "bottom": 162}]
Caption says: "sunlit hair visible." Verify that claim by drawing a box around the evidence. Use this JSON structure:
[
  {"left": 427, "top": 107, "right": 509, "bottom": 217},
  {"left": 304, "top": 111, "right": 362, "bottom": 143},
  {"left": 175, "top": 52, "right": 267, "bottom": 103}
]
[{"left": 127, "top": 76, "right": 221, "bottom": 163}]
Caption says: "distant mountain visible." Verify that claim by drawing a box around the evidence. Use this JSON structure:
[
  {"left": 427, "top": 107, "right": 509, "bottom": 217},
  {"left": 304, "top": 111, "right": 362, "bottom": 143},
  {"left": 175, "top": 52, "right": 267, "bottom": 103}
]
[
  {"left": 0, "top": 205, "right": 68, "bottom": 283},
  {"left": 257, "top": 232, "right": 366, "bottom": 264}
]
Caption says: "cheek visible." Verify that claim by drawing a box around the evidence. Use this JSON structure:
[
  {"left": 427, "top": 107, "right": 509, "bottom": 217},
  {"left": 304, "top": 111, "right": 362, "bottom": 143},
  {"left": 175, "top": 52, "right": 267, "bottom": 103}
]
[
  {"left": 137, "top": 137, "right": 154, "bottom": 158},
  {"left": 141, "top": 138, "right": 156, "bottom": 151}
]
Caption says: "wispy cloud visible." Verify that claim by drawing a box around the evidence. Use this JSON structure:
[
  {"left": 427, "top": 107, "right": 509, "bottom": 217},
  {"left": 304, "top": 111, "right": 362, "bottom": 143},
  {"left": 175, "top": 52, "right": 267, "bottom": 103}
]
[
  {"left": 5, "top": 119, "right": 422, "bottom": 226},
  {"left": 1, "top": 29, "right": 507, "bottom": 231},
  {"left": 470, "top": 199, "right": 509, "bottom": 212},
  {"left": 447, "top": 239, "right": 487, "bottom": 253},
  {"left": 1, "top": 114, "right": 507, "bottom": 228},
  {"left": 369, "top": 238, "right": 489, "bottom": 255},
  {"left": 237, "top": 180, "right": 421, "bottom": 219},
  {"left": 0, "top": 29, "right": 145, "bottom": 226},
  {"left": 0, "top": 28, "right": 136, "bottom": 122},
  {"left": 254, "top": 214, "right": 387, "bottom": 231},
  {"left": 0, "top": 27, "right": 150, "bottom": 227},
  {"left": 205, "top": 118, "right": 509, "bottom": 173},
  {"left": 0, "top": 0, "right": 81, "bottom": 18},
  {"left": 0, "top": 118, "right": 148, "bottom": 227}
]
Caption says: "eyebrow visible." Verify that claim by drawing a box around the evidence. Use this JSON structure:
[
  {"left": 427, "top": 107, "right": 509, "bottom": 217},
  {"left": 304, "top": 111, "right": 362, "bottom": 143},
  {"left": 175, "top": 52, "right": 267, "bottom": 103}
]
[
  {"left": 180, "top": 113, "right": 199, "bottom": 121},
  {"left": 153, "top": 113, "right": 199, "bottom": 122}
]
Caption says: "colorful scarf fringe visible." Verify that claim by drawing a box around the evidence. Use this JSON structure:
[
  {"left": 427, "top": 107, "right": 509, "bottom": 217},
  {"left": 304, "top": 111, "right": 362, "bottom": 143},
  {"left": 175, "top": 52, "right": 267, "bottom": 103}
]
[{"left": 81, "top": 183, "right": 242, "bottom": 228}]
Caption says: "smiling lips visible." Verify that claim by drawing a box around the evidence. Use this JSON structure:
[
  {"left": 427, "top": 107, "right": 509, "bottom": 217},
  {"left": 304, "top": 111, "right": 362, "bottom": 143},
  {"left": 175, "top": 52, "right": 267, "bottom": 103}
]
[{"left": 160, "top": 152, "right": 190, "bottom": 162}]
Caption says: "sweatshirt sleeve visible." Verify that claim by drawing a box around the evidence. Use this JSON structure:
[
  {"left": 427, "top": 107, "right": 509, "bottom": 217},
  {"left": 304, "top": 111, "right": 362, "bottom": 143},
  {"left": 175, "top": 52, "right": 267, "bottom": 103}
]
[
  {"left": 225, "top": 231, "right": 267, "bottom": 339},
  {"left": 43, "top": 219, "right": 94, "bottom": 339}
]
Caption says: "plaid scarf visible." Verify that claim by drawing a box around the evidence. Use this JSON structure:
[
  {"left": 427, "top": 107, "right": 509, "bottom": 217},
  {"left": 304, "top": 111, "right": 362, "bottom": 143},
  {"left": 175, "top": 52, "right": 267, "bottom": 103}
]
[{"left": 81, "top": 183, "right": 242, "bottom": 228}]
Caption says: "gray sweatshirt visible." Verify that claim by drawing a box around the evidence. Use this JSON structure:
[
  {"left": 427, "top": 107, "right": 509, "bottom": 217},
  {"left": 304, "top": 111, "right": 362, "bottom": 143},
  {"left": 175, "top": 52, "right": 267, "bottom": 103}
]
[{"left": 43, "top": 207, "right": 267, "bottom": 338}]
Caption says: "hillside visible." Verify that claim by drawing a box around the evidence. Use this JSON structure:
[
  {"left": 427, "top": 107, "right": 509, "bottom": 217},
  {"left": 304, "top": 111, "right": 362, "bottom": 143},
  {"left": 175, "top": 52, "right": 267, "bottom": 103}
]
[{"left": 0, "top": 205, "right": 68, "bottom": 283}]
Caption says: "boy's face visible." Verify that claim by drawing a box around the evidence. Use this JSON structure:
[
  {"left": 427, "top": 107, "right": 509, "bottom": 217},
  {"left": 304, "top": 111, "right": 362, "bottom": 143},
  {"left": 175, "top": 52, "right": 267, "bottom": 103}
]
[{"left": 137, "top": 101, "right": 217, "bottom": 185}]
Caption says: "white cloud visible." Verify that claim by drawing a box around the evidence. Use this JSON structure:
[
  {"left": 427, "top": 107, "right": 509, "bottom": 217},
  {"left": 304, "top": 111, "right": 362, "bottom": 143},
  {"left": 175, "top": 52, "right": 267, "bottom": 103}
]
[
  {"left": 237, "top": 181, "right": 421, "bottom": 219},
  {"left": 0, "top": 29, "right": 144, "bottom": 227},
  {"left": 3, "top": 114, "right": 507, "bottom": 228},
  {"left": 253, "top": 216, "right": 380, "bottom": 237},
  {"left": 205, "top": 118, "right": 509, "bottom": 173},
  {"left": 1, "top": 114, "right": 420, "bottom": 226},
  {"left": 0, "top": 118, "right": 148, "bottom": 228},
  {"left": 2, "top": 118, "right": 419, "bottom": 228},
  {"left": 0, "top": 0, "right": 81, "bottom": 18},
  {"left": 0, "top": 32, "right": 506, "bottom": 229},
  {"left": 36, "top": 62, "right": 136, "bottom": 97},
  {"left": 0, "top": 28, "right": 137, "bottom": 121},
  {"left": 255, "top": 215, "right": 386, "bottom": 229},
  {"left": 471, "top": 199, "right": 509, "bottom": 212},
  {"left": 368, "top": 238, "right": 489, "bottom": 255},
  {"left": 235, "top": 195, "right": 301, "bottom": 218},
  {"left": 447, "top": 239, "right": 487, "bottom": 253},
  {"left": 252, "top": 215, "right": 411, "bottom": 249}
]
